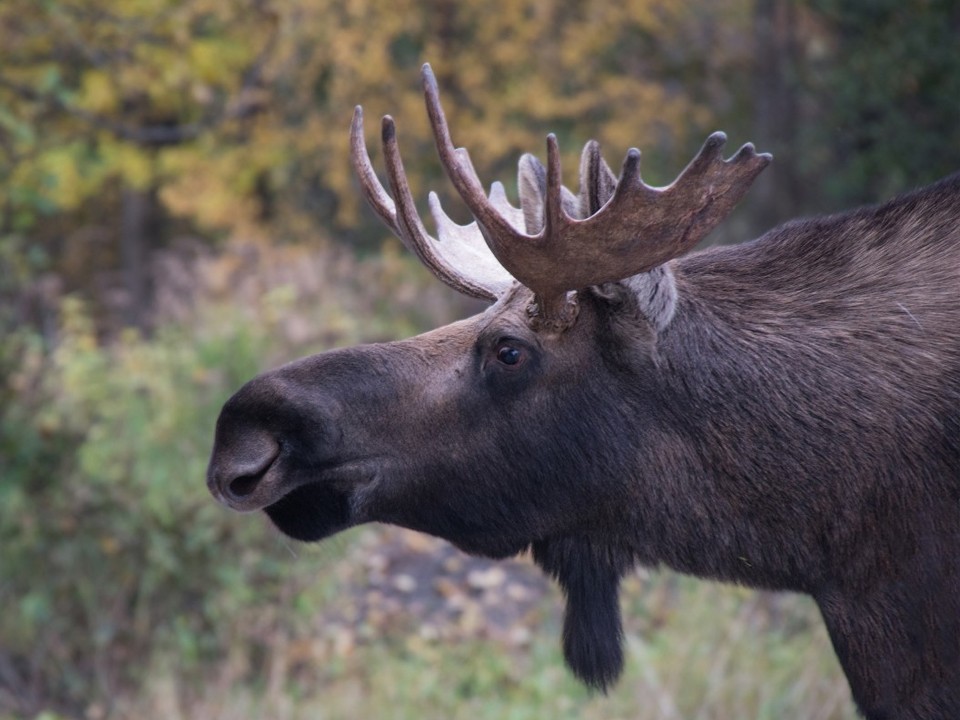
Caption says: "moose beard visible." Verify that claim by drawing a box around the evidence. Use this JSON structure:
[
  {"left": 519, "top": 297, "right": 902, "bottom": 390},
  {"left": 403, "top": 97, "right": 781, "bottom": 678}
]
[{"left": 531, "top": 536, "right": 628, "bottom": 692}]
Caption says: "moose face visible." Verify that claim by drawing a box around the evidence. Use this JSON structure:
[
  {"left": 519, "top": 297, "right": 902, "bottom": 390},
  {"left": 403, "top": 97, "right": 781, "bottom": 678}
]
[
  {"left": 208, "top": 282, "right": 648, "bottom": 559},
  {"left": 207, "top": 62, "right": 767, "bottom": 556}
]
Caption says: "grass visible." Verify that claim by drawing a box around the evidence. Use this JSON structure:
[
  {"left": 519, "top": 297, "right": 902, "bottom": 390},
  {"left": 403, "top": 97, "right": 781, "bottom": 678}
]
[{"left": 108, "top": 529, "right": 857, "bottom": 720}]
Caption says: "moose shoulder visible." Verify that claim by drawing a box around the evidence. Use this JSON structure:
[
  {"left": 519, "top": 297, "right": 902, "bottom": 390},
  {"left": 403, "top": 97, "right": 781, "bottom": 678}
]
[{"left": 207, "top": 64, "right": 960, "bottom": 719}]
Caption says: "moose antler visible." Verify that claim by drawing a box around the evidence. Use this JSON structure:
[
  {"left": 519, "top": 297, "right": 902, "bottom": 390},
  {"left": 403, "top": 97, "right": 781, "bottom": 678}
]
[
  {"left": 351, "top": 63, "right": 772, "bottom": 329},
  {"left": 351, "top": 106, "right": 516, "bottom": 301}
]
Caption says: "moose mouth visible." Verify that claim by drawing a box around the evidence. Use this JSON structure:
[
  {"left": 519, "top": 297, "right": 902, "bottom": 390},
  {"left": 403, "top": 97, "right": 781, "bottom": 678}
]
[
  {"left": 209, "top": 462, "right": 357, "bottom": 542},
  {"left": 263, "top": 478, "right": 354, "bottom": 542},
  {"left": 259, "top": 457, "right": 387, "bottom": 541},
  {"left": 209, "top": 436, "right": 374, "bottom": 540}
]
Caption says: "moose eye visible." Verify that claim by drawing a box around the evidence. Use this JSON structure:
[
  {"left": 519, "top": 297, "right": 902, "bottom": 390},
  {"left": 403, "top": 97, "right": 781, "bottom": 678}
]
[{"left": 496, "top": 344, "right": 524, "bottom": 367}]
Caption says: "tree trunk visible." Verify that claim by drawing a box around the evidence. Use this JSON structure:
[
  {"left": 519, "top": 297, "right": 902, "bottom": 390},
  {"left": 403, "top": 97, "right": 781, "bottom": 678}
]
[
  {"left": 753, "top": 0, "right": 803, "bottom": 229},
  {"left": 120, "top": 186, "right": 150, "bottom": 329}
]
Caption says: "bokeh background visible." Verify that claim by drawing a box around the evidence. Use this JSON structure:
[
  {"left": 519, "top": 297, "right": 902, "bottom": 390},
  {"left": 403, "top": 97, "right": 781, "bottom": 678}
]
[{"left": 1, "top": 1, "right": 958, "bottom": 718}]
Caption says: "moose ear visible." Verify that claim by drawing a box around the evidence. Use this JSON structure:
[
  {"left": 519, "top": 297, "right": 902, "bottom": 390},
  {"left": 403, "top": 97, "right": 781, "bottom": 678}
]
[{"left": 532, "top": 537, "right": 626, "bottom": 692}]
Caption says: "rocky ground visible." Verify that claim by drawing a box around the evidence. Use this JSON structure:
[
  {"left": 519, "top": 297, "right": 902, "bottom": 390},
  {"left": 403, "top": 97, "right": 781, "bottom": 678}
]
[{"left": 316, "top": 527, "right": 560, "bottom": 655}]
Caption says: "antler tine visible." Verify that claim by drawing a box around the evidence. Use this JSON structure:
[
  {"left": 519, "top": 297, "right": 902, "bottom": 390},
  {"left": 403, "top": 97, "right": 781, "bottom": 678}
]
[
  {"left": 525, "top": 134, "right": 771, "bottom": 294},
  {"left": 357, "top": 65, "right": 771, "bottom": 331},
  {"left": 543, "top": 134, "right": 569, "bottom": 241},
  {"left": 350, "top": 103, "right": 503, "bottom": 300},
  {"left": 380, "top": 115, "right": 470, "bottom": 294},
  {"left": 350, "top": 106, "right": 400, "bottom": 236},
  {"left": 579, "top": 140, "right": 618, "bottom": 217},
  {"left": 421, "top": 64, "right": 533, "bottom": 259},
  {"left": 421, "top": 64, "right": 584, "bottom": 326}
]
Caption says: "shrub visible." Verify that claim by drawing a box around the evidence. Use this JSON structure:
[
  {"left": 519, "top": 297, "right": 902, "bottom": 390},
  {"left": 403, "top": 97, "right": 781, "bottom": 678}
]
[{"left": 0, "top": 241, "right": 463, "bottom": 718}]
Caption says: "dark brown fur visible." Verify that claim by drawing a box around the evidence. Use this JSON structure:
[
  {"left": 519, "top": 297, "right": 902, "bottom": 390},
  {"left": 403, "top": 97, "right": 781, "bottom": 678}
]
[{"left": 209, "top": 174, "right": 960, "bottom": 719}]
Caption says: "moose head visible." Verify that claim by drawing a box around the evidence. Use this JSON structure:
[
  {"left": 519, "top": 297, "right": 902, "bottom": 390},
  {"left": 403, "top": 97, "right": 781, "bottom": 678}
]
[{"left": 208, "top": 64, "right": 960, "bottom": 719}]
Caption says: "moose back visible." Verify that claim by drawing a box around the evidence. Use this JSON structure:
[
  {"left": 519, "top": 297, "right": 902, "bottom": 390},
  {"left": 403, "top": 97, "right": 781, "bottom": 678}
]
[{"left": 207, "top": 65, "right": 960, "bottom": 720}]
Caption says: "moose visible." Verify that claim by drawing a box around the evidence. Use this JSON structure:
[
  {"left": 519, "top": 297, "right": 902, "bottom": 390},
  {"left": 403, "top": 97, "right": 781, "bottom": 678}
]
[{"left": 207, "top": 64, "right": 960, "bottom": 719}]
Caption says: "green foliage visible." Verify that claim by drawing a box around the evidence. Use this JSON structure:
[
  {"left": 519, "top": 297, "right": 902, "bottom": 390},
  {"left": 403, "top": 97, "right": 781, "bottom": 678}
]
[
  {"left": 1, "top": 295, "right": 284, "bottom": 712},
  {"left": 105, "top": 574, "right": 855, "bottom": 720},
  {"left": 0, "top": 240, "right": 466, "bottom": 717},
  {"left": 805, "top": 0, "right": 960, "bottom": 204}
]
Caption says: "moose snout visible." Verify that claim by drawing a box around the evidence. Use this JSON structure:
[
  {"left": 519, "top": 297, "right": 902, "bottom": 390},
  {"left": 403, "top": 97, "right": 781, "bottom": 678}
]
[
  {"left": 208, "top": 355, "right": 358, "bottom": 513},
  {"left": 207, "top": 428, "right": 283, "bottom": 512}
]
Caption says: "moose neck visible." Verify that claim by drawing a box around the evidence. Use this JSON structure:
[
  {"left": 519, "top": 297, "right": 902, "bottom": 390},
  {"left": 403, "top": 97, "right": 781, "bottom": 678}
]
[
  {"left": 628, "top": 278, "right": 825, "bottom": 593},
  {"left": 625, "top": 239, "right": 889, "bottom": 592},
  {"left": 627, "top": 188, "right": 959, "bottom": 596}
]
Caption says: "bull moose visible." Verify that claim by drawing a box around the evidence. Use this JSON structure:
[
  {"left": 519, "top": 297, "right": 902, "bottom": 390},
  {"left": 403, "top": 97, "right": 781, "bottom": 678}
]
[{"left": 207, "top": 64, "right": 960, "bottom": 719}]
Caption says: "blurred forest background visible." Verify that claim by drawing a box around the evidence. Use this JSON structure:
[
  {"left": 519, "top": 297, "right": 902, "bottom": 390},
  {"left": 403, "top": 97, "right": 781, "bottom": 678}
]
[{"left": 1, "top": 0, "right": 957, "bottom": 718}]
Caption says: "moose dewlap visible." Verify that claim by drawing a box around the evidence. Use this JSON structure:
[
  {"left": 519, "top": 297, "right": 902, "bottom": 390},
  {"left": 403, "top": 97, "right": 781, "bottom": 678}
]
[{"left": 208, "top": 64, "right": 960, "bottom": 720}]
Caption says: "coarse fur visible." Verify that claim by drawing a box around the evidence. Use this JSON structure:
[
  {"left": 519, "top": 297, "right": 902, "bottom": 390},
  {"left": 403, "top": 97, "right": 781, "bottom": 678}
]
[{"left": 209, "top": 173, "right": 960, "bottom": 719}]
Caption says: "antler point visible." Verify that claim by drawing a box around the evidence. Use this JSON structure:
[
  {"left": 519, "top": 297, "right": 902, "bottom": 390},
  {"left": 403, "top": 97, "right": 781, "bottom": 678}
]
[
  {"left": 421, "top": 64, "right": 438, "bottom": 92},
  {"left": 731, "top": 142, "right": 774, "bottom": 166},
  {"left": 351, "top": 106, "right": 365, "bottom": 135},
  {"left": 689, "top": 133, "right": 729, "bottom": 167},
  {"left": 381, "top": 115, "right": 396, "bottom": 143},
  {"left": 621, "top": 148, "right": 642, "bottom": 184},
  {"left": 427, "top": 191, "right": 450, "bottom": 225}
]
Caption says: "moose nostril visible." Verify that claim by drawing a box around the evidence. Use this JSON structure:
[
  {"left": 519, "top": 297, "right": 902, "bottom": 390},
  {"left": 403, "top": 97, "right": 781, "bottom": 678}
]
[
  {"left": 223, "top": 448, "right": 280, "bottom": 501},
  {"left": 228, "top": 474, "right": 262, "bottom": 499},
  {"left": 208, "top": 427, "right": 282, "bottom": 508}
]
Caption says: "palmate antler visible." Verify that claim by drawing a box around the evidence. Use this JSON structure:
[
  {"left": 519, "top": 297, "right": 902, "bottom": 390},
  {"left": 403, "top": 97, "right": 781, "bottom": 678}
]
[{"left": 351, "top": 63, "right": 772, "bottom": 330}]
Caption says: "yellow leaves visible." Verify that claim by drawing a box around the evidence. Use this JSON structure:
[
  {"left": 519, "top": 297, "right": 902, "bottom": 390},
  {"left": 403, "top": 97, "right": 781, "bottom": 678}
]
[
  {"left": 190, "top": 40, "right": 227, "bottom": 85},
  {"left": 103, "top": 139, "right": 155, "bottom": 189},
  {"left": 77, "top": 71, "right": 118, "bottom": 114},
  {"left": 158, "top": 142, "right": 268, "bottom": 232},
  {"left": 2, "top": 0, "right": 756, "bottom": 255},
  {"left": 109, "top": 0, "right": 171, "bottom": 21},
  {"left": 35, "top": 145, "right": 89, "bottom": 210},
  {"left": 189, "top": 38, "right": 253, "bottom": 85}
]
